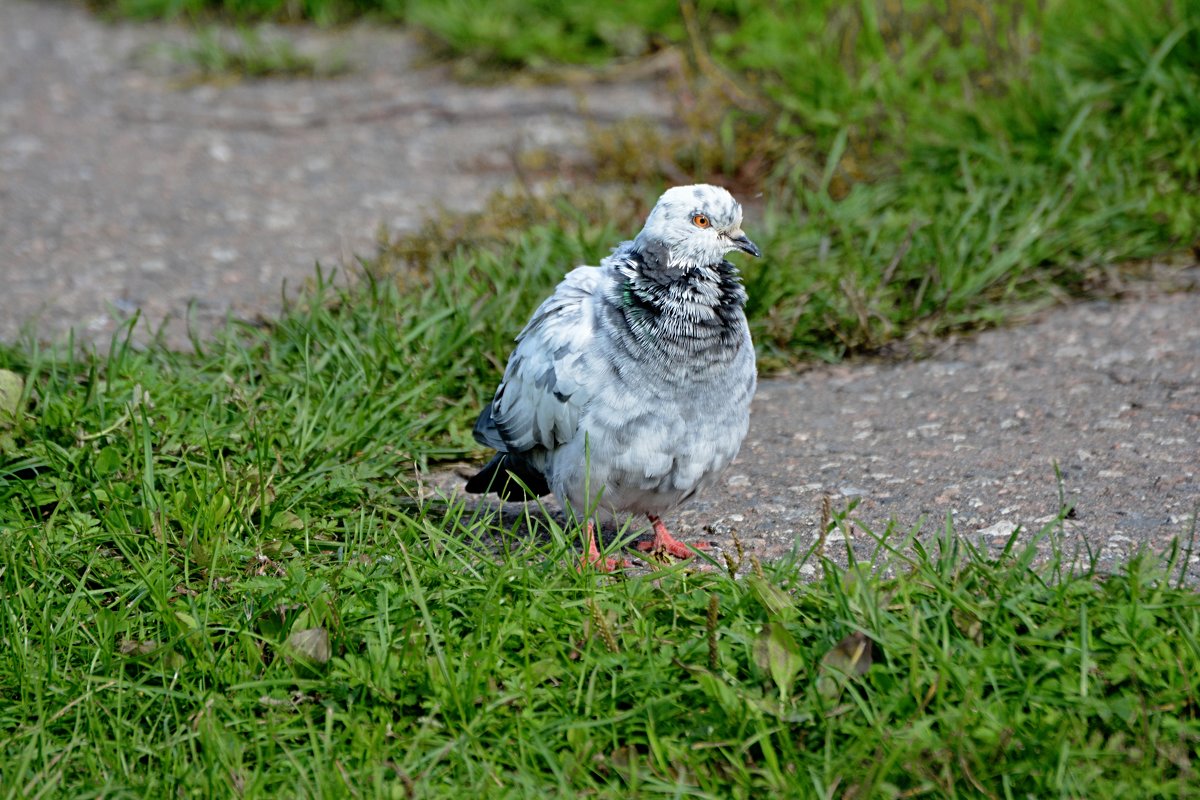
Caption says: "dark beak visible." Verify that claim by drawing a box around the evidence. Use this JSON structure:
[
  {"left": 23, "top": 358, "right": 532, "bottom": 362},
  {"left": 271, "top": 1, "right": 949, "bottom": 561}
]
[{"left": 730, "top": 234, "right": 761, "bottom": 258}]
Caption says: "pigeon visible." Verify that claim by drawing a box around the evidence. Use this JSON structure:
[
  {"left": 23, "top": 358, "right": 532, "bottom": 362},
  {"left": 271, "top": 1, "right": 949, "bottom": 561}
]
[{"left": 465, "top": 184, "right": 760, "bottom": 569}]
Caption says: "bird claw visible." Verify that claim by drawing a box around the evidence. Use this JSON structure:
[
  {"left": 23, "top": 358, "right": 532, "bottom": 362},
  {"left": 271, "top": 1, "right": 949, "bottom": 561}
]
[
  {"left": 638, "top": 516, "right": 711, "bottom": 560},
  {"left": 579, "top": 553, "right": 629, "bottom": 573},
  {"left": 578, "top": 522, "right": 628, "bottom": 573},
  {"left": 636, "top": 538, "right": 709, "bottom": 560}
]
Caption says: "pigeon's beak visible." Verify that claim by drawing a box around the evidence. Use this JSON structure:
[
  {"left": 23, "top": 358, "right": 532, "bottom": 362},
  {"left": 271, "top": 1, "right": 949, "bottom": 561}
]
[{"left": 729, "top": 232, "right": 761, "bottom": 258}]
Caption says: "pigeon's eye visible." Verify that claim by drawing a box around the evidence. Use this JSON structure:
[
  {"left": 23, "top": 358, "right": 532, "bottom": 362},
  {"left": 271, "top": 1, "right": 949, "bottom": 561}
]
[{"left": 692, "top": 214, "right": 711, "bottom": 228}]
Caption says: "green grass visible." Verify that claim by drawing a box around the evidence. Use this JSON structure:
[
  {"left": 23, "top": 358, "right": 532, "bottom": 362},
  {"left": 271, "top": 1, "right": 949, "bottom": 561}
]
[
  {"left": 2, "top": 283, "right": 1198, "bottom": 795},
  {"left": 8, "top": 0, "right": 1200, "bottom": 793},
  {"left": 156, "top": 26, "right": 350, "bottom": 82}
]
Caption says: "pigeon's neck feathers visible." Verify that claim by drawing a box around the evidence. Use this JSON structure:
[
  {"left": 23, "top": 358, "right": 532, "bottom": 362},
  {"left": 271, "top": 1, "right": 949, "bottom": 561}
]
[
  {"left": 629, "top": 229, "right": 722, "bottom": 275},
  {"left": 600, "top": 240, "right": 748, "bottom": 357},
  {"left": 624, "top": 237, "right": 683, "bottom": 284},
  {"left": 615, "top": 237, "right": 734, "bottom": 282}
]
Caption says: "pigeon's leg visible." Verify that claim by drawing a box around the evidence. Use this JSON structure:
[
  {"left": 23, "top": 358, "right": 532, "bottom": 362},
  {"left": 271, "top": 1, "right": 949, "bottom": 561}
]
[
  {"left": 637, "top": 515, "right": 710, "bottom": 559},
  {"left": 579, "top": 521, "right": 627, "bottom": 572}
]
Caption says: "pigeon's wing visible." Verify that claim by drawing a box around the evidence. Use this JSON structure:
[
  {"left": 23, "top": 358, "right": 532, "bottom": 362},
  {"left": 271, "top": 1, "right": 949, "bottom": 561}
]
[{"left": 473, "top": 266, "right": 604, "bottom": 454}]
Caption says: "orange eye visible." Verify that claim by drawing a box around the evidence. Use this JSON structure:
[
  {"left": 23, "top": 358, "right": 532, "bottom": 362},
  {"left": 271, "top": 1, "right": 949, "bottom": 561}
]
[{"left": 692, "top": 214, "right": 711, "bottom": 228}]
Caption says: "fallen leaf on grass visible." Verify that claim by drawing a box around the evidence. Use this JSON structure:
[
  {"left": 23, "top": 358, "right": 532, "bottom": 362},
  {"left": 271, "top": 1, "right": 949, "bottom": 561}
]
[
  {"left": 754, "top": 622, "right": 802, "bottom": 699},
  {"left": 284, "top": 626, "right": 331, "bottom": 667},
  {"left": 118, "top": 638, "right": 186, "bottom": 671},
  {"left": 818, "top": 631, "right": 875, "bottom": 700},
  {"left": 0, "top": 369, "right": 23, "bottom": 420},
  {"left": 822, "top": 631, "right": 874, "bottom": 677},
  {"left": 747, "top": 575, "right": 796, "bottom": 618},
  {"left": 118, "top": 638, "right": 159, "bottom": 657}
]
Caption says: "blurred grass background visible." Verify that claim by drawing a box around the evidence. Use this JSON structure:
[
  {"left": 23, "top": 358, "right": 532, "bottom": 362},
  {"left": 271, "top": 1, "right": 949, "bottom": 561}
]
[{"left": 94, "top": 0, "right": 1200, "bottom": 367}]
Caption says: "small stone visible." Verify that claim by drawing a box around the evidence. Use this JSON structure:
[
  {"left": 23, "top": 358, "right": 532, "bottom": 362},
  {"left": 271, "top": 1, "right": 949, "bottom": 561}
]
[
  {"left": 978, "top": 520, "right": 1019, "bottom": 538},
  {"left": 208, "top": 139, "right": 232, "bottom": 162}
]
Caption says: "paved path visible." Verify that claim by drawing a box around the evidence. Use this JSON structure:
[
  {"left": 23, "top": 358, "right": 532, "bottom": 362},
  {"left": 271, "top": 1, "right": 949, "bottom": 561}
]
[
  {"left": 4, "top": 1, "right": 1198, "bottom": 577},
  {"left": 682, "top": 288, "right": 1200, "bottom": 575},
  {"left": 0, "top": 0, "right": 668, "bottom": 346}
]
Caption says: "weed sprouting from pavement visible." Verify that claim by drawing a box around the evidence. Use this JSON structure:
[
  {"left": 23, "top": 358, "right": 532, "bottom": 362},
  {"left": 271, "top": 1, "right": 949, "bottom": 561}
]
[{"left": 145, "top": 26, "right": 350, "bottom": 83}]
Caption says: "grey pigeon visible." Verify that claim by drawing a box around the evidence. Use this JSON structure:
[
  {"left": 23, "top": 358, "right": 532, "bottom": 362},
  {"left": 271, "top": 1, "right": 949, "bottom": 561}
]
[{"left": 465, "top": 184, "right": 760, "bottom": 568}]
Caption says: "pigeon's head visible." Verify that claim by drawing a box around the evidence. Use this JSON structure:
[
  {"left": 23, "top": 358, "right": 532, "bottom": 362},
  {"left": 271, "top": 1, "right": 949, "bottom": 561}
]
[{"left": 633, "top": 184, "right": 760, "bottom": 269}]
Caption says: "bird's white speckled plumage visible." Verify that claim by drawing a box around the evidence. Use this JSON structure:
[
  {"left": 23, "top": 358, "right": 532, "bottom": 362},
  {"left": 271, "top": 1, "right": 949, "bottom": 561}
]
[{"left": 466, "top": 184, "right": 759, "bottom": 534}]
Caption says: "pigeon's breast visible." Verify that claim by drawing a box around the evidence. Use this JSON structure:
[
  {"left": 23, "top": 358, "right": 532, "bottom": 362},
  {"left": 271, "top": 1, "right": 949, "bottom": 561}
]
[{"left": 549, "top": 340, "right": 756, "bottom": 517}]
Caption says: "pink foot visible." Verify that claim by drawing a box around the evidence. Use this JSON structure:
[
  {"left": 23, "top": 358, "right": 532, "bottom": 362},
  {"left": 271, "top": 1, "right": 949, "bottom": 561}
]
[
  {"left": 636, "top": 515, "right": 710, "bottom": 560},
  {"left": 579, "top": 522, "right": 628, "bottom": 572}
]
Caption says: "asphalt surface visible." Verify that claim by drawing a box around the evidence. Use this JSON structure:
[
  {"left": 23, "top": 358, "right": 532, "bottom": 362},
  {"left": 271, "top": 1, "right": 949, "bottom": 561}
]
[
  {"left": 4, "top": 1, "right": 1198, "bottom": 578},
  {"left": 1, "top": 0, "right": 669, "bottom": 346}
]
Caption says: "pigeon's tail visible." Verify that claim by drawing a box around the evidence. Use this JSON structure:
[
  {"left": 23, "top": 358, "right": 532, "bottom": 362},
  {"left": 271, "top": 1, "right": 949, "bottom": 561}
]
[{"left": 464, "top": 452, "right": 550, "bottom": 501}]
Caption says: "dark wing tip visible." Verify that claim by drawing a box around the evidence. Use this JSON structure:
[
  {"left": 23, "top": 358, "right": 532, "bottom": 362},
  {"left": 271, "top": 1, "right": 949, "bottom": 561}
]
[
  {"left": 464, "top": 453, "right": 550, "bottom": 500},
  {"left": 471, "top": 401, "right": 507, "bottom": 451}
]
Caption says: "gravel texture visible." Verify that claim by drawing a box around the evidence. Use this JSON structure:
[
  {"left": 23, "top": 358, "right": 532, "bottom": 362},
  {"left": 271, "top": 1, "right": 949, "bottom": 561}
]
[
  {"left": 679, "top": 287, "right": 1200, "bottom": 574},
  {"left": 4, "top": 1, "right": 1198, "bottom": 577}
]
